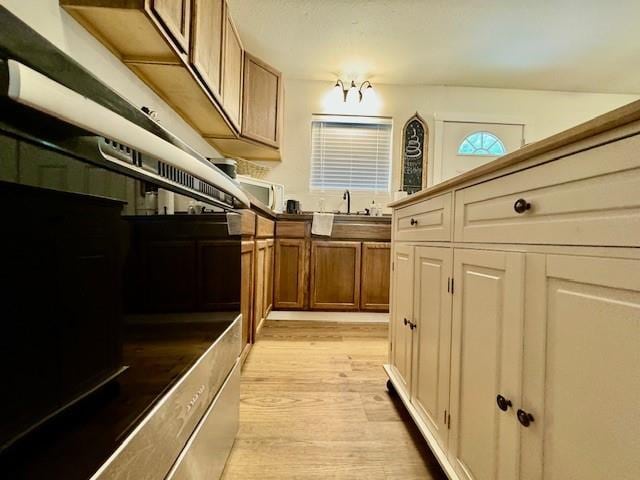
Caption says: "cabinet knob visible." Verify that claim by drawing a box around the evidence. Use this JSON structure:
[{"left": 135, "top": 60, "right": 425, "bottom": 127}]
[
  {"left": 403, "top": 318, "right": 416, "bottom": 330},
  {"left": 403, "top": 318, "right": 408, "bottom": 326},
  {"left": 410, "top": 218, "right": 418, "bottom": 226},
  {"left": 496, "top": 394, "right": 512, "bottom": 411},
  {"left": 517, "top": 408, "right": 535, "bottom": 427},
  {"left": 513, "top": 198, "right": 531, "bottom": 214}
]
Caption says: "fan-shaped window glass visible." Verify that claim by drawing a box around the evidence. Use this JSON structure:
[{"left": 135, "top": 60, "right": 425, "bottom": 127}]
[{"left": 458, "top": 132, "right": 506, "bottom": 156}]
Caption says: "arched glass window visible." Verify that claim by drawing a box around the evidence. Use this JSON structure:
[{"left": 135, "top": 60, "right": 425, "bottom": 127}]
[{"left": 458, "top": 132, "right": 506, "bottom": 156}]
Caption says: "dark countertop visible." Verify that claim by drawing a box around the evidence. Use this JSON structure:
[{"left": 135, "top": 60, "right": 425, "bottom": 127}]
[{"left": 277, "top": 212, "right": 392, "bottom": 223}]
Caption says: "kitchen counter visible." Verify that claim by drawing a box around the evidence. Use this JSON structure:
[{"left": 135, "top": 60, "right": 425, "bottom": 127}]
[
  {"left": 390, "top": 98, "right": 640, "bottom": 208},
  {"left": 277, "top": 212, "right": 391, "bottom": 223}
]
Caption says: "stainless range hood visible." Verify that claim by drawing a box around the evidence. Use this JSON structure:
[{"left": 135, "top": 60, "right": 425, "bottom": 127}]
[{"left": 3, "top": 59, "right": 249, "bottom": 209}]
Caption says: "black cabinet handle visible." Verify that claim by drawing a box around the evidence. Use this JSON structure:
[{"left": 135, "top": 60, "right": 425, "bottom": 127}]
[
  {"left": 513, "top": 198, "right": 531, "bottom": 214},
  {"left": 403, "top": 318, "right": 416, "bottom": 330},
  {"left": 496, "top": 394, "right": 512, "bottom": 411},
  {"left": 517, "top": 408, "right": 535, "bottom": 427},
  {"left": 410, "top": 218, "right": 418, "bottom": 226},
  {"left": 403, "top": 318, "right": 408, "bottom": 326}
]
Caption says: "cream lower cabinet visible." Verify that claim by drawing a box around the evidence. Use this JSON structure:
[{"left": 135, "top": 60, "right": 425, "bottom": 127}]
[
  {"left": 520, "top": 254, "right": 640, "bottom": 480},
  {"left": 412, "top": 246, "right": 453, "bottom": 451},
  {"left": 391, "top": 245, "right": 453, "bottom": 450},
  {"left": 449, "top": 249, "right": 525, "bottom": 480},
  {"left": 391, "top": 244, "right": 414, "bottom": 394}
]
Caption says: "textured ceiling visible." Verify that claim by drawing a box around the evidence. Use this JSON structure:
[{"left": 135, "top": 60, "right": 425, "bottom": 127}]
[{"left": 228, "top": 0, "right": 640, "bottom": 94}]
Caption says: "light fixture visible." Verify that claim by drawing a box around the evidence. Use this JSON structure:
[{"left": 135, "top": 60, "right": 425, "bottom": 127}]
[{"left": 334, "top": 79, "right": 374, "bottom": 103}]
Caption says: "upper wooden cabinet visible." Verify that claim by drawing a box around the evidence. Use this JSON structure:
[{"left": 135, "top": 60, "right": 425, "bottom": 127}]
[
  {"left": 242, "top": 53, "right": 282, "bottom": 147},
  {"left": 61, "top": 0, "right": 282, "bottom": 160},
  {"left": 152, "top": 0, "right": 191, "bottom": 53},
  {"left": 222, "top": 3, "right": 243, "bottom": 130},
  {"left": 190, "top": 0, "right": 224, "bottom": 100}
]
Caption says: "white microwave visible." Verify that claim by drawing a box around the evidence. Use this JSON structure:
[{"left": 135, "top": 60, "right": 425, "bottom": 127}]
[{"left": 236, "top": 175, "right": 285, "bottom": 213}]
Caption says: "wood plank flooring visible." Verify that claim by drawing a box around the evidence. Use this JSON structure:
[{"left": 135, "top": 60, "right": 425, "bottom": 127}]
[{"left": 221, "top": 320, "right": 447, "bottom": 480}]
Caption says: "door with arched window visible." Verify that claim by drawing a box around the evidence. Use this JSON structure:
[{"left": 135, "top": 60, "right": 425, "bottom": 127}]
[{"left": 438, "top": 121, "right": 524, "bottom": 183}]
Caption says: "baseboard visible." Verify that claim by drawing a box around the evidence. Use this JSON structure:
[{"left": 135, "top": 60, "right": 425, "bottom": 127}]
[
  {"left": 267, "top": 310, "right": 389, "bottom": 323},
  {"left": 383, "top": 364, "right": 459, "bottom": 480}
]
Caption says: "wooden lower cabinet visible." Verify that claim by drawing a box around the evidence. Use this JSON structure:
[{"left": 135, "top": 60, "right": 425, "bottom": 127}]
[
  {"left": 449, "top": 249, "right": 525, "bottom": 480},
  {"left": 411, "top": 246, "right": 453, "bottom": 451},
  {"left": 264, "top": 239, "right": 274, "bottom": 314},
  {"left": 240, "top": 241, "right": 254, "bottom": 357},
  {"left": 520, "top": 254, "right": 640, "bottom": 480},
  {"left": 310, "top": 241, "right": 361, "bottom": 310},
  {"left": 253, "top": 240, "right": 266, "bottom": 336},
  {"left": 360, "top": 242, "right": 391, "bottom": 311},
  {"left": 274, "top": 238, "right": 307, "bottom": 309}
]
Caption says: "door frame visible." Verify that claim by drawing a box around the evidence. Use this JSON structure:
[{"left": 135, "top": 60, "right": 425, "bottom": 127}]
[{"left": 432, "top": 113, "right": 527, "bottom": 187}]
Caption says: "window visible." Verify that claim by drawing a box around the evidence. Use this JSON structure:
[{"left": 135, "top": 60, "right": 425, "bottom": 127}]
[
  {"left": 458, "top": 131, "right": 506, "bottom": 156},
  {"left": 310, "top": 115, "right": 392, "bottom": 192}
]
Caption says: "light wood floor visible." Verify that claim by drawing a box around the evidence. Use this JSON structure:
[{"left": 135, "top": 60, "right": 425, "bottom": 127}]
[{"left": 221, "top": 320, "right": 447, "bottom": 480}]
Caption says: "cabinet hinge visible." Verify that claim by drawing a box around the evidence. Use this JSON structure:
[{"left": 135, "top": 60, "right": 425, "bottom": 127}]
[
  {"left": 447, "top": 277, "right": 451, "bottom": 293},
  {"left": 392, "top": 261, "right": 395, "bottom": 271},
  {"left": 447, "top": 412, "right": 451, "bottom": 429},
  {"left": 444, "top": 409, "right": 447, "bottom": 423},
  {"left": 450, "top": 278, "right": 454, "bottom": 295}
]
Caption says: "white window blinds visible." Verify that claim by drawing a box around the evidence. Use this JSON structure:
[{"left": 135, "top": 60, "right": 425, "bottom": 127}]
[{"left": 310, "top": 115, "right": 392, "bottom": 192}]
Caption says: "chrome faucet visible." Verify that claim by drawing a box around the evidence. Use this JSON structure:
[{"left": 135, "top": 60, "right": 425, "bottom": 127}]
[{"left": 343, "top": 189, "right": 351, "bottom": 214}]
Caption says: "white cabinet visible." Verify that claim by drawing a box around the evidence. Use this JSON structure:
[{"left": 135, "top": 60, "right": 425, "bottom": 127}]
[
  {"left": 390, "top": 244, "right": 414, "bottom": 393},
  {"left": 387, "top": 116, "right": 640, "bottom": 480},
  {"left": 521, "top": 254, "right": 640, "bottom": 480},
  {"left": 449, "top": 249, "right": 525, "bottom": 480},
  {"left": 411, "top": 246, "right": 453, "bottom": 450}
]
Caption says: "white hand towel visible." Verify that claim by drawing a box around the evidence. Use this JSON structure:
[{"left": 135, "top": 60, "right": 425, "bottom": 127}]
[{"left": 312, "top": 212, "right": 334, "bottom": 236}]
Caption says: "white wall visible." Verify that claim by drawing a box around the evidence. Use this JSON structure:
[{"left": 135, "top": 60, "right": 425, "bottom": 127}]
[
  {"left": 264, "top": 79, "right": 638, "bottom": 213},
  {"left": 2, "top": 0, "right": 221, "bottom": 159}
]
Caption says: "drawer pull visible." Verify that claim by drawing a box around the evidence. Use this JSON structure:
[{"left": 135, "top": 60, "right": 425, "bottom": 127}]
[
  {"left": 410, "top": 218, "right": 419, "bottom": 226},
  {"left": 513, "top": 198, "right": 531, "bottom": 214},
  {"left": 517, "top": 408, "right": 535, "bottom": 427},
  {"left": 496, "top": 394, "right": 512, "bottom": 411},
  {"left": 403, "top": 318, "right": 416, "bottom": 330}
]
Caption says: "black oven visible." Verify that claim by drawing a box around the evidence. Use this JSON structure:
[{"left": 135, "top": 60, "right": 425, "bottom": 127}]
[{"left": 0, "top": 9, "right": 245, "bottom": 479}]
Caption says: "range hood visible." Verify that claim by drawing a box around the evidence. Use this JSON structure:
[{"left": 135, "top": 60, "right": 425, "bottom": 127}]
[{"left": 2, "top": 59, "right": 249, "bottom": 209}]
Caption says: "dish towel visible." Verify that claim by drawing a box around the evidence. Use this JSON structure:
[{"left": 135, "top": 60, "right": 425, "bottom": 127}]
[{"left": 312, "top": 212, "right": 334, "bottom": 236}]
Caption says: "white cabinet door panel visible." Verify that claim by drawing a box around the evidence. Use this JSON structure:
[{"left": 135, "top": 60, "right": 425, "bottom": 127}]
[
  {"left": 522, "top": 254, "right": 640, "bottom": 480},
  {"left": 450, "top": 249, "right": 525, "bottom": 480},
  {"left": 391, "top": 244, "right": 414, "bottom": 394}
]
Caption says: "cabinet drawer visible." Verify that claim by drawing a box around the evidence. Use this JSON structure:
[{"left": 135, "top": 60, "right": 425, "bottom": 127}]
[
  {"left": 256, "top": 215, "right": 275, "bottom": 238},
  {"left": 394, "top": 193, "right": 452, "bottom": 242},
  {"left": 454, "top": 134, "right": 640, "bottom": 246},
  {"left": 276, "top": 220, "right": 308, "bottom": 238},
  {"left": 94, "top": 317, "right": 241, "bottom": 479},
  {"left": 166, "top": 361, "right": 240, "bottom": 480}
]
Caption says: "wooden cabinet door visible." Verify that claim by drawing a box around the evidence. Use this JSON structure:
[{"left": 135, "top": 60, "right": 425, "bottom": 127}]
[
  {"left": 253, "top": 240, "right": 266, "bottom": 337},
  {"left": 152, "top": 0, "right": 191, "bottom": 53},
  {"left": 390, "top": 244, "right": 414, "bottom": 394},
  {"left": 520, "top": 254, "right": 640, "bottom": 480},
  {"left": 198, "top": 240, "right": 240, "bottom": 310},
  {"left": 242, "top": 52, "right": 282, "bottom": 147},
  {"left": 449, "top": 249, "right": 525, "bottom": 480},
  {"left": 411, "top": 246, "right": 453, "bottom": 450},
  {"left": 274, "top": 238, "right": 307, "bottom": 309},
  {"left": 191, "top": 0, "right": 224, "bottom": 99},
  {"left": 309, "top": 241, "right": 361, "bottom": 310},
  {"left": 222, "top": 1, "right": 243, "bottom": 130},
  {"left": 264, "top": 239, "right": 274, "bottom": 314},
  {"left": 360, "top": 242, "right": 391, "bottom": 311},
  {"left": 240, "top": 241, "right": 254, "bottom": 350}
]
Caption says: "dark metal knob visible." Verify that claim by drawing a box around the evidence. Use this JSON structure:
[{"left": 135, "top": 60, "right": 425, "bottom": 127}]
[
  {"left": 496, "top": 394, "right": 512, "bottom": 411},
  {"left": 410, "top": 321, "right": 416, "bottom": 330},
  {"left": 517, "top": 409, "right": 534, "bottom": 427},
  {"left": 513, "top": 198, "right": 531, "bottom": 214},
  {"left": 404, "top": 318, "right": 408, "bottom": 326},
  {"left": 410, "top": 218, "right": 418, "bottom": 226}
]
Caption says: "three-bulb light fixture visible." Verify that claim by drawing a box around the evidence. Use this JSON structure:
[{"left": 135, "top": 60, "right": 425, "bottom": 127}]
[{"left": 334, "top": 79, "right": 373, "bottom": 103}]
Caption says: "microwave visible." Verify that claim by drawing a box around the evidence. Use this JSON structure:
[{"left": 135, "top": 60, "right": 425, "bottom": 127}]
[{"left": 237, "top": 175, "right": 285, "bottom": 213}]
